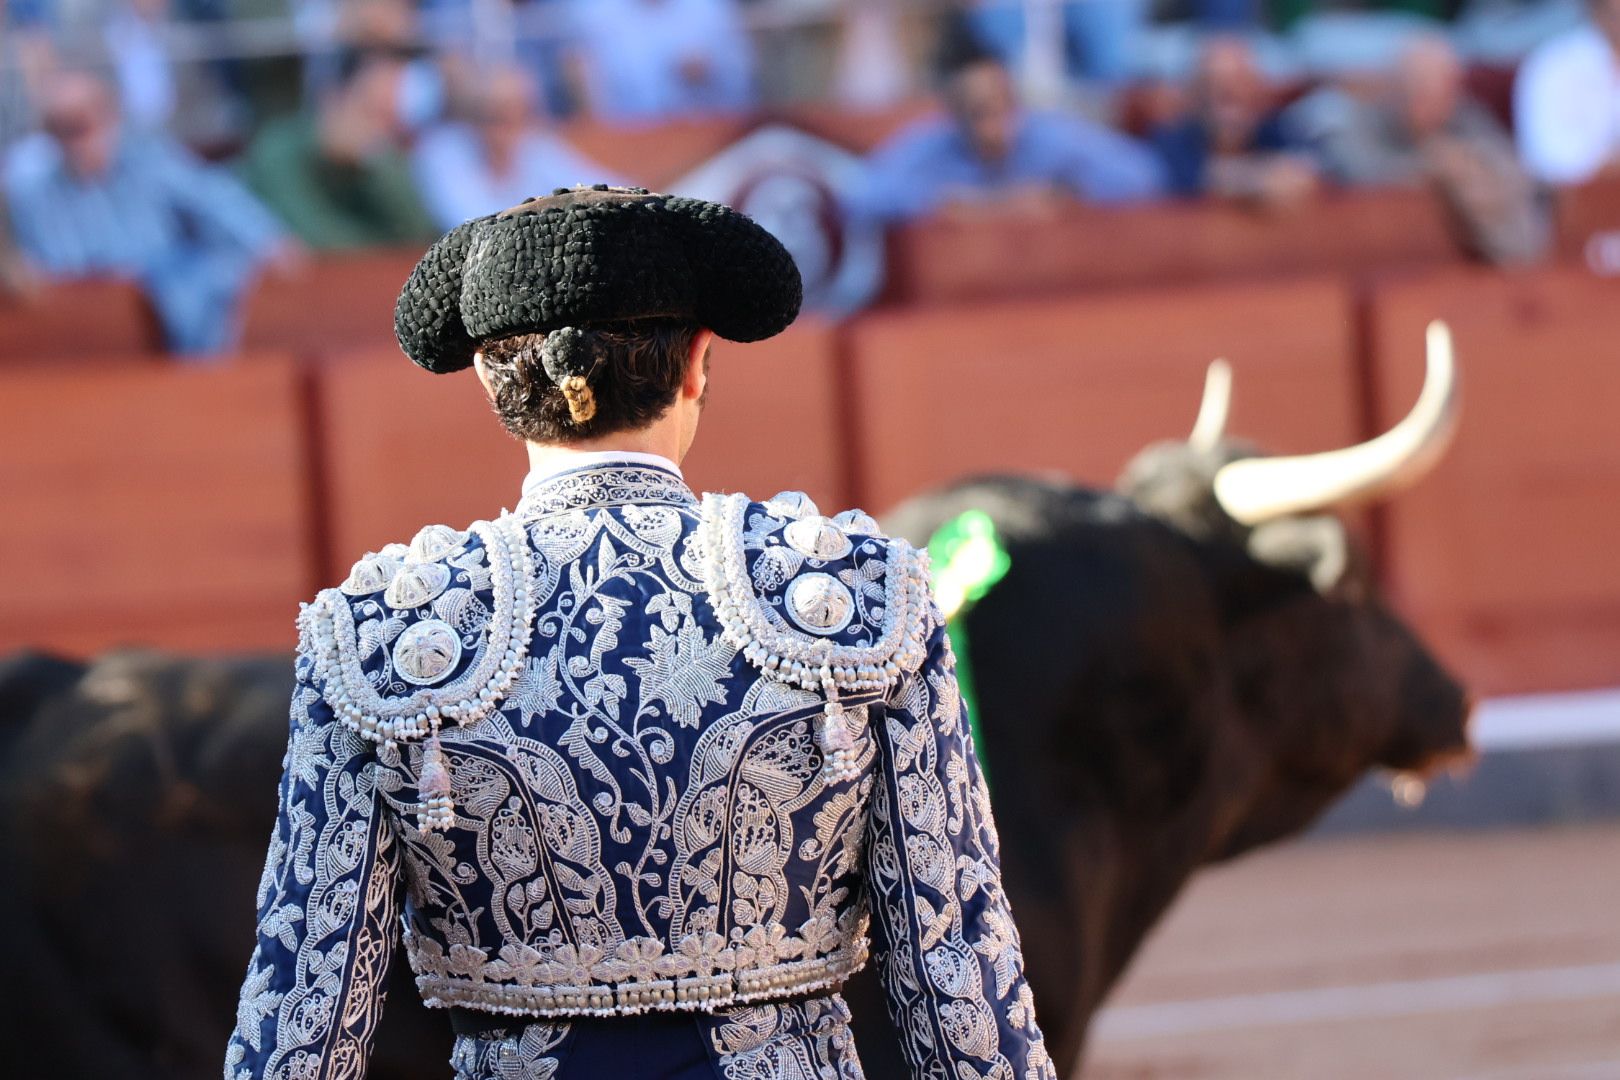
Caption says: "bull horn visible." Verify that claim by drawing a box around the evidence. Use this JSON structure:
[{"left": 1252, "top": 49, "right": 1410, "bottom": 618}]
[
  {"left": 1212, "top": 320, "right": 1459, "bottom": 526},
  {"left": 1189, "top": 359, "right": 1233, "bottom": 452}
]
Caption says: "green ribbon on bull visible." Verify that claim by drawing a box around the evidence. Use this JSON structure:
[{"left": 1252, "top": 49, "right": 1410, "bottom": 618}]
[{"left": 926, "top": 509, "right": 1011, "bottom": 788}]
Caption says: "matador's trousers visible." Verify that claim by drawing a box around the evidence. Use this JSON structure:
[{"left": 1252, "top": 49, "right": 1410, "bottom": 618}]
[{"left": 449, "top": 992, "right": 867, "bottom": 1080}]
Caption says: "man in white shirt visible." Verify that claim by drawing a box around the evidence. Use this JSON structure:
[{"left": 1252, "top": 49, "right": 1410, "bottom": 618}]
[
  {"left": 1515, "top": 0, "right": 1620, "bottom": 186},
  {"left": 412, "top": 65, "right": 623, "bottom": 229},
  {"left": 566, "top": 0, "right": 755, "bottom": 123}
]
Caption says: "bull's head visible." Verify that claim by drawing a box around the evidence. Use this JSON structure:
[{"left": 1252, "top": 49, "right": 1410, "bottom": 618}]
[{"left": 1118, "top": 323, "right": 1474, "bottom": 858}]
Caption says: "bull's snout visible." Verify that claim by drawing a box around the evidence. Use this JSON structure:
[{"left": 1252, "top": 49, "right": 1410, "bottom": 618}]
[{"left": 1380, "top": 656, "right": 1475, "bottom": 777}]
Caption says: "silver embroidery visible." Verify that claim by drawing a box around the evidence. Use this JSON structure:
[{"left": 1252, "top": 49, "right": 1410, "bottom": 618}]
[
  {"left": 409, "top": 524, "right": 468, "bottom": 563},
  {"left": 392, "top": 619, "right": 463, "bottom": 686},
  {"left": 229, "top": 466, "right": 1052, "bottom": 1080},
  {"left": 339, "top": 554, "right": 401, "bottom": 597},
  {"left": 785, "top": 574, "right": 856, "bottom": 635},
  {"left": 450, "top": 1019, "right": 569, "bottom": 1080},
  {"left": 710, "top": 994, "right": 867, "bottom": 1080},
  {"left": 784, "top": 517, "right": 854, "bottom": 561},
  {"left": 385, "top": 562, "right": 452, "bottom": 609},
  {"left": 831, "top": 509, "right": 883, "bottom": 537},
  {"left": 762, "top": 490, "right": 818, "bottom": 520}
]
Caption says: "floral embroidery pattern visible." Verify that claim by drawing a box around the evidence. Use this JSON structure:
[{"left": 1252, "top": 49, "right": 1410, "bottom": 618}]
[
  {"left": 449, "top": 1018, "right": 570, "bottom": 1080},
  {"left": 709, "top": 995, "right": 867, "bottom": 1080},
  {"left": 226, "top": 465, "right": 1052, "bottom": 1079}
]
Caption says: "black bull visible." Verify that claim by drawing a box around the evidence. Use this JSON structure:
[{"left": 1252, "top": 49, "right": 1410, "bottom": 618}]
[{"left": 0, "top": 475, "right": 1470, "bottom": 1079}]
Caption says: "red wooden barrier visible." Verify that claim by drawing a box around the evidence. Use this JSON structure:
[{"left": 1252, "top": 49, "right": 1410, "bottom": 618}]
[
  {"left": 847, "top": 277, "right": 1362, "bottom": 513},
  {"left": 882, "top": 189, "right": 1463, "bottom": 306},
  {"left": 313, "top": 323, "right": 844, "bottom": 581},
  {"left": 241, "top": 250, "right": 421, "bottom": 355},
  {"left": 1369, "top": 266, "right": 1620, "bottom": 694},
  {"left": 1555, "top": 176, "right": 1620, "bottom": 274},
  {"left": 557, "top": 102, "right": 929, "bottom": 188},
  {"left": 681, "top": 321, "right": 846, "bottom": 509},
  {"left": 0, "top": 279, "right": 160, "bottom": 360},
  {"left": 0, "top": 353, "right": 315, "bottom": 655}
]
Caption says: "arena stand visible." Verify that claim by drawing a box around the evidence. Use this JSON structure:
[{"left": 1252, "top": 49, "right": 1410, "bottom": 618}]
[
  {"left": 1368, "top": 265, "right": 1620, "bottom": 697},
  {"left": 3, "top": 170, "right": 1619, "bottom": 703},
  {"left": 0, "top": 352, "right": 315, "bottom": 654}
]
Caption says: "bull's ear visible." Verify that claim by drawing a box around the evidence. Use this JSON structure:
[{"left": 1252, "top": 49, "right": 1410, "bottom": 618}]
[{"left": 1246, "top": 515, "right": 1354, "bottom": 595}]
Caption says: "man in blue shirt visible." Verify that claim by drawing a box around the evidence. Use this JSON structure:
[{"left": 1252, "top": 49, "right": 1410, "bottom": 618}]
[
  {"left": 1150, "top": 36, "right": 1317, "bottom": 206},
  {"left": 566, "top": 0, "right": 755, "bottom": 123},
  {"left": 4, "top": 68, "right": 297, "bottom": 355},
  {"left": 412, "top": 65, "right": 624, "bottom": 230},
  {"left": 852, "top": 41, "right": 1165, "bottom": 225}
]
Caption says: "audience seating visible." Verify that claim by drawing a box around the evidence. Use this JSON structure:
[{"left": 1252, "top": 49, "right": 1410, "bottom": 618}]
[
  {"left": 557, "top": 103, "right": 930, "bottom": 188},
  {"left": 680, "top": 320, "right": 846, "bottom": 508},
  {"left": 2, "top": 201, "right": 1614, "bottom": 697},
  {"left": 310, "top": 346, "right": 527, "bottom": 577},
  {"left": 0, "top": 352, "right": 314, "bottom": 655},
  {"left": 846, "top": 277, "right": 1362, "bottom": 513},
  {"left": 312, "top": 322, "right": 845, "bottom": 582},
  {"left": 241, "top": 250, "right": 421, "bottom": 355},
  {"left": 562, "top": 116, "right": 756, "bottom": 189},
  {"left": 0, "top": 279, "right": 161, "bottom": 359},
  {"left": 1554, "top": 176, "right": 1620, "bottom": 272},
  {"left": 1368, "top": 265, "right": 1620, "bottom": 695},
  {"left": 880, "top": 189, "right": 1464, "bottom": 305}
]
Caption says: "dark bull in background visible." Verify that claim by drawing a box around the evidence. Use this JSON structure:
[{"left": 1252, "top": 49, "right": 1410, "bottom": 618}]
[{"left": 0, "top": 330, "right": 1472, "bottom": 1079}]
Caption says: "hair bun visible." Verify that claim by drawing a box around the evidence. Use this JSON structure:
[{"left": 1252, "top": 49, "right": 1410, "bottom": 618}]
[
  {"left": 539, "top": 326, "right": 597, "bottom": 383},
  {"left": 541, "top": 326, "right": 602, "bottom": 424}
]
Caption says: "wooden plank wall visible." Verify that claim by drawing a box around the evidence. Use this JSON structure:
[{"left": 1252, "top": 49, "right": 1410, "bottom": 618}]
[
  {"left": 0, "top": 353, "right": 315, "bottom": 654},
  {"left": 1366, "top": 266, "right": 1620, "bottom": 696},
  {"left": 3, "top": 184, "right": 1619, "bottom": 700}
]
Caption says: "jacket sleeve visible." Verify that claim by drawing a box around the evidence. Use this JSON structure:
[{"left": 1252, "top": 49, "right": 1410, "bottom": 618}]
[
  {"left": 862, "top": 609, "right": 1056, "bottom": 1080},
  {"left": 225, "top": 647, "right": 403, "bottom": 1080}
]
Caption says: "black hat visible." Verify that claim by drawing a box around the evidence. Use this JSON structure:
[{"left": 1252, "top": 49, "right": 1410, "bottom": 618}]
[{"left": 394, "top": 185, "right": 803, "bottom": 374}]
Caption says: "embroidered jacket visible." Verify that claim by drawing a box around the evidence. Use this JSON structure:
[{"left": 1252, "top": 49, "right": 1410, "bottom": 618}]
[{"left": 226, "top": 463, "right": 1054, "bottom": 1080}]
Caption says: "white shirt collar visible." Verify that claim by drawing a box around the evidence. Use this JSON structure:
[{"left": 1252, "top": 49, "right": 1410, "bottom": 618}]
[{"left": 521, "top": 450, "right": 684, "bottom": 498}]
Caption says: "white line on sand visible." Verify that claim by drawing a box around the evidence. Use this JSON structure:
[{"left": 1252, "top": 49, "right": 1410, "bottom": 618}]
[
  {"left": 1452, "top": 1061, "right": 1620, "bottom": 1080},
  {"left": 1472, "top": 689, "right": 1620, "bottom": 750},
  {"left": 1091, "top": 963, "right": 1620, "bottom": 1042}
]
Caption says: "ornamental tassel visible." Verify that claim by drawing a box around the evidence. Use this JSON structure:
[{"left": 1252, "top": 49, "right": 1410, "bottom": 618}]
[
  {"left": 816, "top": 666, "right": 860, "bottom": 784},
  {"left": 417, "top": 731, "right": 455, "bottom": 832}
]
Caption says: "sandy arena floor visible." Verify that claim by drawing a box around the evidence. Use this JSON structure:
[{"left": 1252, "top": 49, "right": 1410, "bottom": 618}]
[{"left": 1084, "top": 824, "right": 1620, "bottom": 1080}]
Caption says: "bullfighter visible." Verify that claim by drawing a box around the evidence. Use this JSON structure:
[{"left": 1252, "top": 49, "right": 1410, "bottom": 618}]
[{"left": 225, "top": 185, "right": 1056, "bottom": 1080}]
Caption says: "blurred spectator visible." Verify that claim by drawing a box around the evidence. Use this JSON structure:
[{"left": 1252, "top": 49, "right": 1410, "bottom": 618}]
[
  {"left": 1, "top": 0, "right": 58, "bottom": 149},
  {"left": 327, "top": 0, "right": 448, "bottom": 133},
  {"left": 964, "top": 0, "right": 1149, "bottom": 86},
  {"left": 240, "top": 54, "right": 435, "bottom": 250},
  {"left": 411, "top": 66, "right": 623, "bottom": 229},
  {"left": 3, "top": 68, "right": 295, "bottom": 353},
  {"left": 1150, "top": 36, "right": 1318, "bottom": 206},
  {"left": 0, "top": 192, "right": 39, "bottom": 298},
  {"left": 105, "top": 0, "right": 177, "bottom": 130},
  {"left": 831, "top": 0, "right": 915, "bottom": 110},
  {"left": 565, "top": 0, "right": 755, "bottom": 123},
  {"left": 1290, "top": 37, "right": 1549, "bottom": 264},
  {"left": 1514, "top": 0, "right": 1620, "bottom": 186},
  {"left": 852, "top": 39, "right": 1164, "bottom": 224}
]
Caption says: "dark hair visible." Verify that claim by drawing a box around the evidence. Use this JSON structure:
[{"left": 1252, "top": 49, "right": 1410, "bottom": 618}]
[
  {"left": 478, "top": 319, "right": 699, "bottom": 443},
  {"left": 935, "top": 15, "right": 1004, "bottom": 82}
]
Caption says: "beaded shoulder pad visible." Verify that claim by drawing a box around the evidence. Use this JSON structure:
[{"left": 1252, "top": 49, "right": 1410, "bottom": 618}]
[
  {"left": 297, "top": 514, "right": 536, "bottom": 748},
  {"left": 697, "top": 491, "right": 933, "bottom": 704}
]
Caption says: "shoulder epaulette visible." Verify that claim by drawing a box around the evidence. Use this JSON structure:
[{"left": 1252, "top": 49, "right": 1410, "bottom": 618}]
[
  {"left": 697, "top": 491, "right": 932, "bottom": 700},
  {"left": 298, "top": 514, "right": 538, "bottom": 748}
]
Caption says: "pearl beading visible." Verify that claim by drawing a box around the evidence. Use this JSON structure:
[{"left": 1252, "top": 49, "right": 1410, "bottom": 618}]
[
  {"left": 698, "top": 493, "right": 932, "bottom": 696},
  {"left": 300, "top": 514, "right": 538, "bottom": 828},
  {"left": 699, "top": 492, "right": 932, "bottom": 785},
  {"left": 413, "top": 938, "right": 870, "bottom": 1020}
]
